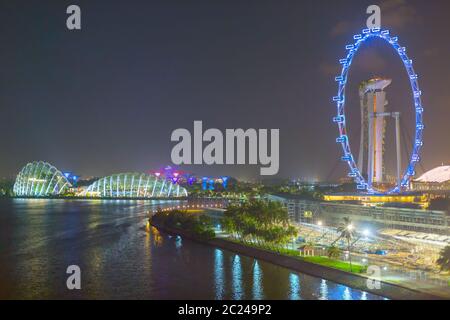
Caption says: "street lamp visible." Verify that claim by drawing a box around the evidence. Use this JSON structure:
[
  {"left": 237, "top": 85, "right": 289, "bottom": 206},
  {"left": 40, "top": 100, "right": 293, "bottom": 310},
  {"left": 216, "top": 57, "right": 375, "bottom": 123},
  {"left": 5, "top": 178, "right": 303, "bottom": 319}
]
[
  {"left": 317, "top": 220, "right": 323, "bottom": 227},
  {"left": 362, "top": 229, "right": 371, "bottom": 238},
  {"left": 347, "top": 224, "right": 354, "bottom": 231}
]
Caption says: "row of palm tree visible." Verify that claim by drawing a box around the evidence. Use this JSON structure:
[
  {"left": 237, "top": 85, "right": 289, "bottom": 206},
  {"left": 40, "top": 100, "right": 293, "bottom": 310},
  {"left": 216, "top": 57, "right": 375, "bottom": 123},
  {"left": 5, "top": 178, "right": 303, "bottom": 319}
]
[{"left": 222, "top": 200, "right": 298, "bottom": 250}]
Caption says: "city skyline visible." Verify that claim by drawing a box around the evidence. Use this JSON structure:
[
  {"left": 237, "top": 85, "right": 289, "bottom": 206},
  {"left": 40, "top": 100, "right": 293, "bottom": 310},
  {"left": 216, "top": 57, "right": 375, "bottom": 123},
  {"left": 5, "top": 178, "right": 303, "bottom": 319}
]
[{"left": 1, "top": 0, "right": 449, "bottom": 181}]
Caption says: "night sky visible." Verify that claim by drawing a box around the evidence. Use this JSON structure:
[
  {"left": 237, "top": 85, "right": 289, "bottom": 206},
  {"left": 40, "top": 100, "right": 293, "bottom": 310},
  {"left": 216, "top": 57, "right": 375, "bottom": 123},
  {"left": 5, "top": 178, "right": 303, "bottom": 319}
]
[{"left": 0, "top": 0, "right": 449, "bottom": 181}]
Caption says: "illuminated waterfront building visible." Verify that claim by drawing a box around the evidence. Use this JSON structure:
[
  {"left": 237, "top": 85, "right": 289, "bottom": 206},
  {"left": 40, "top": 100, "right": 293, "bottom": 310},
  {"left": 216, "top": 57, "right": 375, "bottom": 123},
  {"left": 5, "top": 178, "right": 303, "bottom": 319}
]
[
  {"left": 268, "top": 194, "right": 449, "bottom": 235},
  {"left": 13, "top": 162, "right": 188, "bottom": 199},
  {"left": 412, "top": 165, "right": 450, "bottom": 192},
  {"left": 323, "top": 193, "right": 428, "bottom": 206},
  {"left": 13, "top": 161, "right": 72, "bottom": 197},
  {"left": 83, "top": 172, "right": 188, "bottom": 198}
]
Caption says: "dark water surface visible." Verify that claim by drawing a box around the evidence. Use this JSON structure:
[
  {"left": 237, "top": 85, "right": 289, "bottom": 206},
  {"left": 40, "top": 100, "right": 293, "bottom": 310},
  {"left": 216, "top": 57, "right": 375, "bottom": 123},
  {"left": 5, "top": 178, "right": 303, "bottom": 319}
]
[{"left": 0, "top": 199, "right": 385, "bottom": 300}]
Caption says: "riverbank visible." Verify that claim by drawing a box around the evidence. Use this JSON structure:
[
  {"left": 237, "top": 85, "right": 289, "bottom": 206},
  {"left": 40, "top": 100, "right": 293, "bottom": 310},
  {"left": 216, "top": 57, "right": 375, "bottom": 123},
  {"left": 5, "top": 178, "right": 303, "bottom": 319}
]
[{"left": 150, "top": 221, "right": 444, "bottom": 300}]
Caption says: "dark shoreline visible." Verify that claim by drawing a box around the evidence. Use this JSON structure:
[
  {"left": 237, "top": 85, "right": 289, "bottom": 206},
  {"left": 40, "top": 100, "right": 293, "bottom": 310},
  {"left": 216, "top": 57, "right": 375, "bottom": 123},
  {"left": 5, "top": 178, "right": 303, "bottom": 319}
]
[{"left": 150, "top": 221, "right": 444, "bottom": 300}]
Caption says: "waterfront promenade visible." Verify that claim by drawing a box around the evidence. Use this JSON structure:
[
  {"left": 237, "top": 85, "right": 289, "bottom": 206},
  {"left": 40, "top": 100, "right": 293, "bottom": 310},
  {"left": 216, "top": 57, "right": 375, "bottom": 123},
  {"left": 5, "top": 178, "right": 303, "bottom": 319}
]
[
  {"left": 154, "top": 201, "right": 450, "bottom": 299},
  {"left": 150, "top": 216, "right": 445, "bottom": 300}
]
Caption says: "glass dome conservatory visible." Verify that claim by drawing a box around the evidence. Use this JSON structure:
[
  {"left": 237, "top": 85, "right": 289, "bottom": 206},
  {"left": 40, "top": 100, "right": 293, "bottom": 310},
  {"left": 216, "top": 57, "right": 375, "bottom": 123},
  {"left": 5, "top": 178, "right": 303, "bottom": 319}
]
[
  {"left": 83, "top": 172, "right": 188, "bottom": 198},
  {"left": 13, "top": 161, "right": 72, "bottom": 197}
]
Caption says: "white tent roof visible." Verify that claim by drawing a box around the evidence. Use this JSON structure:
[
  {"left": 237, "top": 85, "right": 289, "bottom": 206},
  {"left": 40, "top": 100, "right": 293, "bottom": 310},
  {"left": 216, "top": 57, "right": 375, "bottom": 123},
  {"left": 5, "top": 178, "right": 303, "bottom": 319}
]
[{"left": 416, "top": 165, "right": 450, "bottom": 183}]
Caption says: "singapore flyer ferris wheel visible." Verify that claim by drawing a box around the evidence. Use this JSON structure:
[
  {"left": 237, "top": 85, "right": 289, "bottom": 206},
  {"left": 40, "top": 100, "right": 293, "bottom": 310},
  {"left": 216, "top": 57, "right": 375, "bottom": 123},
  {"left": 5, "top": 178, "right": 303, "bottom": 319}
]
[{"left": 333, "top": 27, "right": 424, "bottom": 195}]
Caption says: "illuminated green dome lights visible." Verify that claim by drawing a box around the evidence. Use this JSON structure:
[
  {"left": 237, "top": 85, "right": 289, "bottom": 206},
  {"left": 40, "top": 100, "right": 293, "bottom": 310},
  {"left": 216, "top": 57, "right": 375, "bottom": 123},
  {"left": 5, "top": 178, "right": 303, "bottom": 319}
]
[
  {"left": 13, "top": 161, "right": 72, "bottom": 197},
  {"left": 83, "top": 172, "right": 188, "bottom": 198}
]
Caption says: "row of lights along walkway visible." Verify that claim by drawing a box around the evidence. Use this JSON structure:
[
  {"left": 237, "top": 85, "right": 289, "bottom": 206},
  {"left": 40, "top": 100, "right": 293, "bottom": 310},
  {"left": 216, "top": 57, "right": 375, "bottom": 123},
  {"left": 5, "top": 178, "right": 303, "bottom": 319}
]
[{"left": 151, "top": 202, "right": 227, "bottom": 214}]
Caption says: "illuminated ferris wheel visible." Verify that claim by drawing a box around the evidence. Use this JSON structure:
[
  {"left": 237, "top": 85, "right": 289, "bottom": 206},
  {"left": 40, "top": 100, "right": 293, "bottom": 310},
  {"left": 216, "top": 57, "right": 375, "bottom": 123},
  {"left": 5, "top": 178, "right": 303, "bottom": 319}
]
[{"left": 333, "top": 28, "right": 424, "bottom": 195}]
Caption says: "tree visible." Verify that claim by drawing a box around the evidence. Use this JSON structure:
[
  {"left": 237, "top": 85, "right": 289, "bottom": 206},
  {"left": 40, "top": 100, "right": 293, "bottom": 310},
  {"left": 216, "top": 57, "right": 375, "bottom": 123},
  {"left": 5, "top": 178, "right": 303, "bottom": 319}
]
[
  {"left": 327, "top": 246, "right": 341, "bottom": 259},
  {"left": 151, "top": 209, "right": 216, "bottom": 239},
  {"left": 222, "top": 199, "right": 297, "bottom": 249},
  {"left": 436, "top": 246, "right": 450, "bottom": 272},
  {"left": 332, "top": 217, "right": 356, "bottom": 271}
]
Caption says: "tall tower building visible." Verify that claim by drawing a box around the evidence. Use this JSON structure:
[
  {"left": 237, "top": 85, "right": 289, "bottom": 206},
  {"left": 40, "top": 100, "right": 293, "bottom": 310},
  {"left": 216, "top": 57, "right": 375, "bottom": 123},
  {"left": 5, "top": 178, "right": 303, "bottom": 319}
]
[{"left": 357, "top": 78, "right": 392, "bottom": 186}]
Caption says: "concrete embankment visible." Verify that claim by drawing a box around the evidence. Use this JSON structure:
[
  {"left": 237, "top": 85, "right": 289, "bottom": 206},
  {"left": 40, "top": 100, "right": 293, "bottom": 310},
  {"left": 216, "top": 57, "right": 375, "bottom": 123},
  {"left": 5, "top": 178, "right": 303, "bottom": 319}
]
[{"left": 150, "top": 221, "right": 444, "bottom": 300}]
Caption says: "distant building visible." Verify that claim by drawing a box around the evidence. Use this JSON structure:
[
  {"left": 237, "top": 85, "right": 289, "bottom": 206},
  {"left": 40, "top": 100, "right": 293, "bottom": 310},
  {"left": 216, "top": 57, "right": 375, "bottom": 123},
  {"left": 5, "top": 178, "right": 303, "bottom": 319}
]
[
  {"left": 13, "top": 161, "right": 188, "bottom": 199},
  {"left": 299, "top": 245, "right": 315, "bottom": 257},
  {"left": 13, "top": 161, "right": 72, "bottom": 197},
  {"left": 323, "top": 193, "right": 428, "bottom": 207},
  {"left": 268, "top": 194, "right": 449, "bottom": 235},
  {"left": 412, "top": 165, "right": 450, "bottom": 192},
  {"left": 82, "top": 172, "right": 188, "bottom": 198}
]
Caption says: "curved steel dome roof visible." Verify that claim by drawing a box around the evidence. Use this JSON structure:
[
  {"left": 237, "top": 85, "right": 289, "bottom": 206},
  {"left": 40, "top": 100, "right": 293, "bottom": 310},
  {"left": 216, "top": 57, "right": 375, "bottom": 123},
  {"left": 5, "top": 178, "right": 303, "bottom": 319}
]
[
  {"left": 13, "top": 161, "right": 72, "bottom": 197},
  {"left": 83, "top": 172, "right": 188, "bottom": 198},
  {"left": 415, "top": 165, "right": 450, "bottom": 183}
]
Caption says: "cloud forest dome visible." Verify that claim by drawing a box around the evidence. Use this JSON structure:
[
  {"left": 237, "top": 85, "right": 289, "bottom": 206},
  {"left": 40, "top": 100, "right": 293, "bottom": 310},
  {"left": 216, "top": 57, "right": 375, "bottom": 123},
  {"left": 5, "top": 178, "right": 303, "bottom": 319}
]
[
  {"left": 83, "top": 172, "right": 188, "bottom": 198},
  {"left": 13, "top": 161, "right": 72, "bottom": 197}
]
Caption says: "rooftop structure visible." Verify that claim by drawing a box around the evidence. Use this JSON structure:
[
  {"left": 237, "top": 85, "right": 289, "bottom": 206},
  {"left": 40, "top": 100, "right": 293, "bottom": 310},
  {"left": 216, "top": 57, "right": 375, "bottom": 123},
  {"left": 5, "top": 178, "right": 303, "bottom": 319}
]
[
  {"left": 13, "top": 161, "right": 72, "bottom": 197},
  {"left": 416, "top": 166, "right": 450, "bottom": 183},
  {"left": 13, "top": 162, "right": 189, "bottom": 199},
  {"left": 82, "top": 172, "right": 188, "bottom": 198}
]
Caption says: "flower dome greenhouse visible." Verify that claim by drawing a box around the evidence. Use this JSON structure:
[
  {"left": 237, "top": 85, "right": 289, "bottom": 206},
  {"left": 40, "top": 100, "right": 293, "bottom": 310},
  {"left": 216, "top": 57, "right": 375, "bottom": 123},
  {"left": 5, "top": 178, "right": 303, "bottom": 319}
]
[
  {"left": 13, "top": 162, "right": 189, "bottom": 199},
  {"left": 13, "top": 161, "right": 72, "bottom": 197},
  {"left": 83, "top": 172, "right": 188, "bottom": 198}
]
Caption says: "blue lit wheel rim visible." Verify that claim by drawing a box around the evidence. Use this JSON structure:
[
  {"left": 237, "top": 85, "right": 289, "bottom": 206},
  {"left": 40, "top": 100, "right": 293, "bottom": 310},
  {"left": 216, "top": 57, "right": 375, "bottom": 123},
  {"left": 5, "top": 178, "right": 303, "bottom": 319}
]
[{"left": 333, "top": 28, "right": 424, "bottom": 194}]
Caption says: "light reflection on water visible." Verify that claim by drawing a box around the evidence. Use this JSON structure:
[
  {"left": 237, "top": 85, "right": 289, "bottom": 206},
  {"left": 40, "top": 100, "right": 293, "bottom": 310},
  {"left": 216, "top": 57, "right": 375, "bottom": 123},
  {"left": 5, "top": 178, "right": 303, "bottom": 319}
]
[
  {"left": 289, "top": 273, "right": 301, "bottom": 300},
  {"left": 343, "top": 287, "right": 352, "bottom": 300},
  {"left": 232, "top": 255, "right": 243, "bottom": 300},
  {"left": 214, "top": 249, "right": 225, "bottom": 300},
  {"left": 361, "top": 291, "right": 368, "bottom": 300},
  {"left": 252, "top": 261, "right": 263, "bottom": 300},
  {"left": 320, "top": 279, "right": 328, "bottom": 300},
  {"left": 0, "top": 199, "right": 385, "bottom": 300}
]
